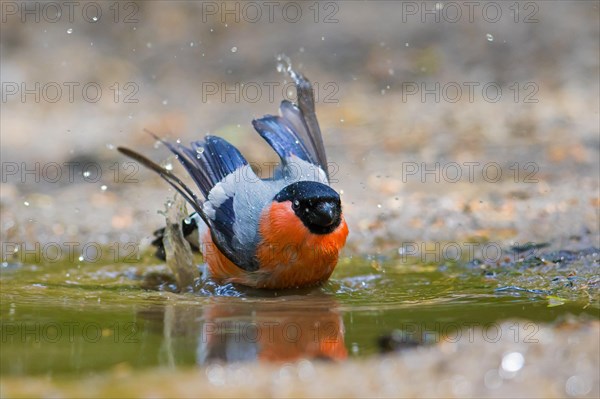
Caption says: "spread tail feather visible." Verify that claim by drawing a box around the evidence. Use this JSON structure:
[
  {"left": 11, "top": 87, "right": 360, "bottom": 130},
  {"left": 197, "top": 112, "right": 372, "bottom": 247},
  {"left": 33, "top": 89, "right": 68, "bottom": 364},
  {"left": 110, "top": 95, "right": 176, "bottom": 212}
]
[
  {"left": 117, "top": 147, "right": 205, "bottom": 217},
  {"left": 117, "top": 146, "right": 246, "bottom": 268}
]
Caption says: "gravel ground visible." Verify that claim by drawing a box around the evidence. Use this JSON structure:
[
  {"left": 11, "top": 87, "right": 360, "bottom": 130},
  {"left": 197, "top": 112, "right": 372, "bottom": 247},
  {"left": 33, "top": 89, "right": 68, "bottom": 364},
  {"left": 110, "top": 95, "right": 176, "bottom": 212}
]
[{"left": 1, "top": 1, "right": 598, "bottom": 257}]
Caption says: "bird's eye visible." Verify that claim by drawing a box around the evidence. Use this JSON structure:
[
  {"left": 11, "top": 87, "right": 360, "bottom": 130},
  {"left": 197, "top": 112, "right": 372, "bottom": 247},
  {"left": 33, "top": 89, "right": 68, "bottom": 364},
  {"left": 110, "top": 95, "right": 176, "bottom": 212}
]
[{"left": 292, "top": 199, "right": 300, "bottom": 209}]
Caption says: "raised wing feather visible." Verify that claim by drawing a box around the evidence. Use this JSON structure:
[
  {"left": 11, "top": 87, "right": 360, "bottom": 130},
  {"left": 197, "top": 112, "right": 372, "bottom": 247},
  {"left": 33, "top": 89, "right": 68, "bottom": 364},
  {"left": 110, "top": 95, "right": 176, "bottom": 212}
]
[{"left": 252, "top": 72, "right": 330, "bottom": 181}]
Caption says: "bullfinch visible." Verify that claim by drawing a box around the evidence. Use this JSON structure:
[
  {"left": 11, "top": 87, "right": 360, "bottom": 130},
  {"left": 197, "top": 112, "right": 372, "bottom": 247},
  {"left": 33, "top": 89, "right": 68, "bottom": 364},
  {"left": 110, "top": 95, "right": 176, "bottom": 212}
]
[
  {"left": 197, "top": 297, "right": 347, "bottom": 363},
  {"left": 118, "top": 67, "right": 348, "bottom": 289}
]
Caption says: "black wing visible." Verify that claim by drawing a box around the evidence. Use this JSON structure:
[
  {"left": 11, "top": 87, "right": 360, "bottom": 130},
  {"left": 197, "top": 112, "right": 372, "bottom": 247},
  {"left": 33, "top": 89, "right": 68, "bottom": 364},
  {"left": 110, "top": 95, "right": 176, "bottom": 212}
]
[
  {"left": 148, "top": 131, "right": 248, "bottom": 199},
  {"left": 117, "top": 144, "right": 255, "bottom": 271},
  {"left": 252, "top": 71, "right": 329, "bottom": 180}
]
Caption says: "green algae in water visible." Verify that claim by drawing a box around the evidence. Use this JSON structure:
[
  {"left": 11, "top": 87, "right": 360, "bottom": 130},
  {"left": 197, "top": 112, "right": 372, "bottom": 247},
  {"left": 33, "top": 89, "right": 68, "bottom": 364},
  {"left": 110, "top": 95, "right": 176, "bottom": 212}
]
[{"left": 1, "top": 248, "right": 598, "bottom": 377}]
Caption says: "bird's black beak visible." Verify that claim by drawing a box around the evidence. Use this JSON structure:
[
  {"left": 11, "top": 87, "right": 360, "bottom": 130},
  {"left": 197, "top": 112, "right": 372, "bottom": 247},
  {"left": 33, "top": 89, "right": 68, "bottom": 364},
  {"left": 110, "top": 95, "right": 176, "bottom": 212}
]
[{"left": 309, "top": 201, "right": 340, "bottom": 227}]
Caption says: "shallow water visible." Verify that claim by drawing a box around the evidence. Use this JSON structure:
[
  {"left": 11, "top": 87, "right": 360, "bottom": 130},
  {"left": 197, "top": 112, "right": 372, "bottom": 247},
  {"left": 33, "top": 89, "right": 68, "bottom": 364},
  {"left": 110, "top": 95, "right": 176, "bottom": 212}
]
[{"left": 2, "top": 250, "right": 598, "bottom": 378}]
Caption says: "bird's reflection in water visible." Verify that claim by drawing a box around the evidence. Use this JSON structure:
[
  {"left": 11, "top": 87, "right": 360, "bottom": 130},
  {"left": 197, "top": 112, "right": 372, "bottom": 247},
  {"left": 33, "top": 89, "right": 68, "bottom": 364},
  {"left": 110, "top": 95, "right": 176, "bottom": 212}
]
[{"left": 138, "top": 293, "right": 347, "bottom": 365}]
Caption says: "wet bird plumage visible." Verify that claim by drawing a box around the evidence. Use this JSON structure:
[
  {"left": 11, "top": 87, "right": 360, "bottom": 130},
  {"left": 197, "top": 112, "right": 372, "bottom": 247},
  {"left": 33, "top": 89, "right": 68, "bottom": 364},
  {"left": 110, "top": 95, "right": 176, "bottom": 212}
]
[{"left": 118, "top": 66, "right": 348, "bottom": 289}]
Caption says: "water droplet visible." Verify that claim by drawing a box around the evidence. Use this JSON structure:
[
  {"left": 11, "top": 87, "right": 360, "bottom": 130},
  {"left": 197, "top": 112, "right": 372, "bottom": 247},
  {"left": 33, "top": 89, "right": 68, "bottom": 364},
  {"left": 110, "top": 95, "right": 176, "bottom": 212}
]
[
  {"left": 206, "top": 364, "right": 225, "bottom": 386},
  {"left": 484, "top": 369, "right": 503, "bottom": 389},
  {"left": 565, "top": 375, "right": 592, "bottom": 396},
  {"left": 153, "top": 141, "right": 161, "bottom": 149},
  {"left": 165, "top": 163, "right": 173, "bottom": 171},
  {"left": 176, "top": 138, "right": 181, "bottom": 144},
  {"left": 276, "top": 54, "right": 293, "bottom": 75},
  {"left": 196, "top": 147, "right": 205, "bottom": 158},
  {"left": 388, "top": 68, "right": 395, "bottom": 76},
  {"left": 78, "top": 255, "right": 84, "bottom": 261},
  {"left": 377, "top": 204, "right": 382, "bottom": 208},
  {"left": 321, "top": 36, "right": 325, "bottom": 41},
  {"left": 100, "top": 185, "right": 107, "bottom": 191},
  {"left": 501, "top": 352, "right": 524, "bottom": 372},
  {"left": 190, "top": 42, "right": 195, "bottom": 47},
  {"left": 162, "top": 99, "right": 168, "bottom": 105},
  {"left": 299, "top": 47, "right": 305, "bottom": 53},
  {"left": 486, "top": 33, "right": 494, "bottom": 42},
  {"left": 106, "top": 143, "right": 114, "bottom": 150},
  {"left": 83, "top": 171, "right": 91, "bottom": 177},
  {"left": 23, "top": 201, "right": 30, "bottom": 207},
  {"left": 92, "top": 16, "right": 98, "bottom": 22},
  {"left": 405, "top": 42, "right": 410, "bottom": 47},
  {"left": 146, "top": 42, "right": 152, "bottom": 48},
  {"left": 230, "top": 46, "right": 237, "bottom": 53},
  {"left": 66, "top": 28, "right": 73, "bottom": 34}
]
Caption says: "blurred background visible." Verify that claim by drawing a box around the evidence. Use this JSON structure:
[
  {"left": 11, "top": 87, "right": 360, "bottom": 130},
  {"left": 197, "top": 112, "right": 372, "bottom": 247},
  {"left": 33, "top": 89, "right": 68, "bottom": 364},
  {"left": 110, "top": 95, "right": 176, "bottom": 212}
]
[{"left": 2, "top": 0, "right": 599, "bottom": 257}]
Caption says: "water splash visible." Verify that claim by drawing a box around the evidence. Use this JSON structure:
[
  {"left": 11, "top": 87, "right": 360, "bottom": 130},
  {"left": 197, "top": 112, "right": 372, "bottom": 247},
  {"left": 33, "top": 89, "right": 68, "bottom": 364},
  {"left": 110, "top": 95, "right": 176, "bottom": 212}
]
[
  {"left": 163, "top": 195, "right": 198, "bottom": 292},
  {"left": 276, "top": 54, "right": 300, "bottom": 84}
]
